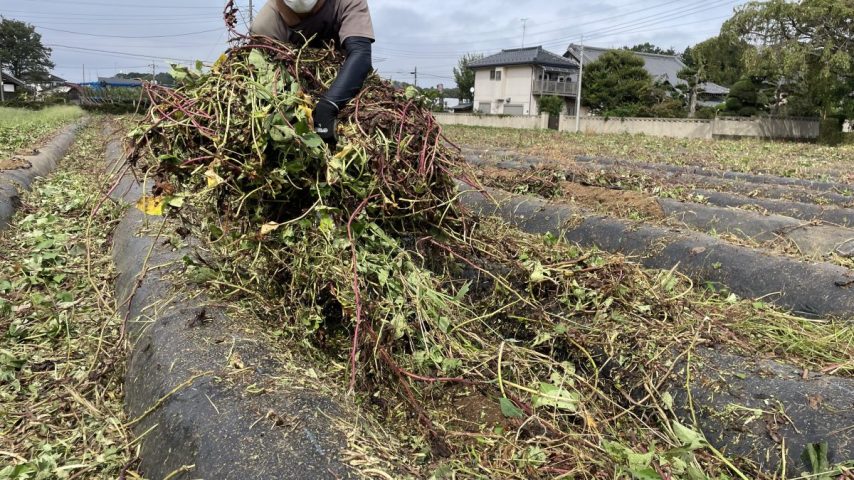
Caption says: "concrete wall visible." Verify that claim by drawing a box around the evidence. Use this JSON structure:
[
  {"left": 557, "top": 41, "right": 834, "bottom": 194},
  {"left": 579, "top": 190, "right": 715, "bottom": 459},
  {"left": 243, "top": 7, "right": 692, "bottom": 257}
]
[
  {"left": 560, "top": 116, "right": 820, "bottom": 140},
  {"left": 434, "top": 112, "right": 549, "bottom": 129},
  {"left": 564, "top": 117, "right": 713, "bottom": 138},
  {"left": 473, "top": 66, "right": 536, "bottom": 115},
  {"left": 435, "top": 114, "right": 820, "bottom": 140}
]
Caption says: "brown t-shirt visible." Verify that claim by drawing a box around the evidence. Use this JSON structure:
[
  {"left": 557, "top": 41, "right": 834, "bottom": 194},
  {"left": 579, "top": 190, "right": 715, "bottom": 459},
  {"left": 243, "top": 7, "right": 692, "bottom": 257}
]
[{"left": 272, "top": 0, "right": 374, "bottom": 47}]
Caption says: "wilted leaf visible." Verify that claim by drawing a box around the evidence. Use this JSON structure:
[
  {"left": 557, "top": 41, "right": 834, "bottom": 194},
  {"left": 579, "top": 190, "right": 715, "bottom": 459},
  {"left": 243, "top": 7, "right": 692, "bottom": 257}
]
[
  {"left": 205, "top": 169, "right": 225, "bottom": 188},
  {"left": 136, "top": 196, "right": 165, "bottom": 216},
  {"left": 260, "top": 222, "right": 281, "bottom": 235}
]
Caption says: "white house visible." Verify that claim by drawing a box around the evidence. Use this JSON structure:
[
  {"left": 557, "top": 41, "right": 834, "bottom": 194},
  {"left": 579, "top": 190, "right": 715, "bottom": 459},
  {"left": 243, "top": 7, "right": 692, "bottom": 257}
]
[{"left": 469, "top": 46, "right": 579, "bottom": 116}]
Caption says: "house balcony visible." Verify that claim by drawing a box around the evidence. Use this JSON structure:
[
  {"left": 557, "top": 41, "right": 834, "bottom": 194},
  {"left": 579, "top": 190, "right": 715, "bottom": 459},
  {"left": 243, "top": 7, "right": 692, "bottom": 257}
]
[{"left": 532, "top": 80, "right": 578, "bottom": 97}]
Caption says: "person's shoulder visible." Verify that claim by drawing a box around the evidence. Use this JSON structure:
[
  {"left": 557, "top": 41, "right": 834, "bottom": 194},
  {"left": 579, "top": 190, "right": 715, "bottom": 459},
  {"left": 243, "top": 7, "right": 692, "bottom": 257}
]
[{"left": 337, "top": 0, "right": 369, "bottom": 9}]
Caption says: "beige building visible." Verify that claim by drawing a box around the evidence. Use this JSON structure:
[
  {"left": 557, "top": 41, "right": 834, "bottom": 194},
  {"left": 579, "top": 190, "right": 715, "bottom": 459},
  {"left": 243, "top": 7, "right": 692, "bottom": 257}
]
[{"left": 469, "top": 46, "right": 579, "bottom": 116}]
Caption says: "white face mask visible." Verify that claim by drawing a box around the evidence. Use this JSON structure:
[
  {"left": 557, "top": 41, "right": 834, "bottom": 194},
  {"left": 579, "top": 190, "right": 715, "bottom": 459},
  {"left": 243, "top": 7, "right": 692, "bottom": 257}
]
[{"left": 283, "top": 0, "right": 319, "bottom": 13}]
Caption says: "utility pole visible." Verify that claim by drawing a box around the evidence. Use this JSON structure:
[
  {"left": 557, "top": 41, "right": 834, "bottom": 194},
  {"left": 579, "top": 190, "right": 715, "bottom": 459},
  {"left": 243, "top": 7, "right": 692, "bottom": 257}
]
[
  {"left": 1, "top": 61, "right": 5, "bottom": 103},
  {"left": 574, "top": 37, "right": 585, "bottom": 133},
  {"left": 151, "top": 62, "right": 156, "bottom": 83},
  {"left": 249, "top": 0, "right": 254, "bottom": 24},
  {"left": 82, "top": 64, "right": 86, "bottom": 83},
  {"left": 521, "top": 18, "right": 528, "bottom": 48},
  {"left": 410, "top": 67, "right": 417, "bottom": 88}
]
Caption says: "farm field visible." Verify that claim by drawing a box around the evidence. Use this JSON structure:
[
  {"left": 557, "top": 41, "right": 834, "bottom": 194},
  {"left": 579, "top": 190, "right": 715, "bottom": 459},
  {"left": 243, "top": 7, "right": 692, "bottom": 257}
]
[
  {"left": 0, "top": 106, "right": 84, "bottom": 166},
  {"left": 0, "top": 118, "right": 138, "bottom": 478},
  {"left": 2, "top": 87, "right": 854, "bottom": 479},
  {"left": 444, "top": 125, "right": 854, "bottom": 183}
]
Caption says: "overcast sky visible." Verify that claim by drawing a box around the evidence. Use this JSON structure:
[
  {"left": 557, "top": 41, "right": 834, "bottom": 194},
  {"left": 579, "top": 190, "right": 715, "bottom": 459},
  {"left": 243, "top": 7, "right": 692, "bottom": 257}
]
[{"left": 2, "top": 0, "right": 746, "bottom": 86}]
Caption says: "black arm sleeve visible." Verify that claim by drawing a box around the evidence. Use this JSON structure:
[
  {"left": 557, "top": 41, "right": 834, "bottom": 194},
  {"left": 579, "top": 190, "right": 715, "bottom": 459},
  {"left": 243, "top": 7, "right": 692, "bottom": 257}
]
[{"left": 323, "top": 36, "right": 373, "bottom": 108}]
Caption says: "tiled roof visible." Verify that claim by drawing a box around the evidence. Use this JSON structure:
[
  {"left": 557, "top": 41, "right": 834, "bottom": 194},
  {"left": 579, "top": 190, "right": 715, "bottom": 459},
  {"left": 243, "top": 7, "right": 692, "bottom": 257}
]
[
  {"left": 565, "top": 44, "right": 729, "bottom": 95},
  {"left": 469, "top": 46, "right": 578, "bottom": 70},
  {"left": 1, "top": 71, "right": 26, "bottom": 86}
]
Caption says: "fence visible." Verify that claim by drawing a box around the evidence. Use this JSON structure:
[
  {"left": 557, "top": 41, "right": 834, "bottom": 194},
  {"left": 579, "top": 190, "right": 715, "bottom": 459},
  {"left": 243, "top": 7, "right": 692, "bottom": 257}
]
[
  {"left": 433, "top": 113, "right": 549, "bottom": 130},
  {"left": 434, "top": 113, "right": 821, "bottom": 141}
]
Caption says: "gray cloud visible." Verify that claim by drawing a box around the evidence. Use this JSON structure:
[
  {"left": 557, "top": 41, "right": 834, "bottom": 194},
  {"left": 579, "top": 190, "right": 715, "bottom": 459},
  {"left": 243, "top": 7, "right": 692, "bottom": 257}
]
[{"left": 1, "top": 0, "right": 740, "bottom": 87}]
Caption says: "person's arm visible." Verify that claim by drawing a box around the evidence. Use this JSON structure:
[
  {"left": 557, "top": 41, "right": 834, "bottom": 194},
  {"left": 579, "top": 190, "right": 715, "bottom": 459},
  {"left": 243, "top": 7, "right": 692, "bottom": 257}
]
[{"left": 314, "top": 36, "right": 372, "bottom": 145}]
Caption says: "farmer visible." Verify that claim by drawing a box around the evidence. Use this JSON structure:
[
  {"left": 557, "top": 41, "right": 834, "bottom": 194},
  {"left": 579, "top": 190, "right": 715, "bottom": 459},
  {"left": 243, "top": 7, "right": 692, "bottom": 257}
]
[{"left": 251, "top": 0, "right": 374, "bottom": 147}]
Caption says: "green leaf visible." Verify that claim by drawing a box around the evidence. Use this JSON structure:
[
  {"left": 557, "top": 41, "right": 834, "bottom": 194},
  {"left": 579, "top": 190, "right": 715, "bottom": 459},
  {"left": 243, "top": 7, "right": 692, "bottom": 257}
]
[
  {"left": 167, "top": 195, "right": 185, "bottom": 208},
  {"left": 671, "top": 420, "right": 707, "bottom": 450},
  {"left": 627, "top": 451, "right": 654, "bottom": 470},
  {"left": 533, "top": 382, "right": 579, "bottom": 412},
  {"left": 661, "top": 391, "right": 674, "bottom": 410},
  {"left": 302, "top": 133, "right": 324, "bottom": 149},
  {"left": 627, "top": 467, "right": 663, "bottom": 480},
  {"left": 499, "top": 397, "right": 525, "bottom": 419},
  {"left": 802, "top": 443, "right": 831, "bottom": 479}
]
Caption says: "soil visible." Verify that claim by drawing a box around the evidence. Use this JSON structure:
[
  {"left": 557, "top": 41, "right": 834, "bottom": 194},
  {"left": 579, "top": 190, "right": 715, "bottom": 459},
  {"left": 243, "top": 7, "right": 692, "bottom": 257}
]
[
  {"left": 559, "top": 181, "right": 665, "bottom": 219},
  {"left": 0, "top": 157, "right": 32, "bottom": 170},
  {"left": 476, "top": 165, "right": 665, "bottom": 220},
  {"left": 449, "top": 390, "right": 509, "bottom": 433}
]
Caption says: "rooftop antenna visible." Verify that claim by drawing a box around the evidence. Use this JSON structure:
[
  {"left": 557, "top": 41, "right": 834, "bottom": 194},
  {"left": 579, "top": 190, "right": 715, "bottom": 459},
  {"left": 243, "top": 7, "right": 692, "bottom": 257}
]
[{"left": 521, "top": 18, "right": 529, "bottom": 48}]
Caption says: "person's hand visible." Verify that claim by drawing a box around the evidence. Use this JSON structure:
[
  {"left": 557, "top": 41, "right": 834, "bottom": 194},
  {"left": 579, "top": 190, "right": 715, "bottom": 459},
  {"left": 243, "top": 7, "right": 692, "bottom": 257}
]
[{"left": 313, "top": 98, "right": 339, "bottom": 148}]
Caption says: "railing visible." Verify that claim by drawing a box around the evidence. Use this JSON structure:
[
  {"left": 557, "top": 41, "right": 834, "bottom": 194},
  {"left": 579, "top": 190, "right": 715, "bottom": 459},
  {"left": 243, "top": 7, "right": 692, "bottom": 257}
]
[{"left": 532, "top": 80, "right": 578, "bottom": 96}]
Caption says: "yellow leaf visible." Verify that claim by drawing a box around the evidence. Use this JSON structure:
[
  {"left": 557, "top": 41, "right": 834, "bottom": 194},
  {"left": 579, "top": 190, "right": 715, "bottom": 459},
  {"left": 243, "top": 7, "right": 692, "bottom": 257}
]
[
  {"left": 299, "top": 104, "right": 314, "bottom": 126},
  {"left": 260, "top": 222, "right": 281, "bottom": 235},
  {"left": 205, "top": 169, "right": 225, "bottom": 188},
  {"left": 213, "top": 53, "right": 228, "bottom": 69},
  {"left": 136, "top": 196, "right": 165, "bottom": 216}
]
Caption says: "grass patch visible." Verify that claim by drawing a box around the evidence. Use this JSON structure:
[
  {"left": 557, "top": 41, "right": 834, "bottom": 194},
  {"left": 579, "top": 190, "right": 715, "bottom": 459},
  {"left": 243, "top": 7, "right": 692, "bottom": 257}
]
[
  {"left": 445, "top": 125, "right": 854, "bottom": 183},
  {"left": 0, "top": 106, "right": 85, "bottom": 160},
  {"left": 0, "top": 120, "right": 138, "bottom": 478}
]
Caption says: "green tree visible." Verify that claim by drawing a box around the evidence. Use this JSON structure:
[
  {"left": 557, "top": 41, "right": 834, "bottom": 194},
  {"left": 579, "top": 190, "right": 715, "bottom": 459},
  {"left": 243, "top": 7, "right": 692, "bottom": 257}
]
[
  {"left": 452, "top": 53, "right": 483, "bottom": 102},
  {"left": 724, "top": 76, "right": 769, "bottom": 116},
  {"left": 677, "top": 51, "right": 708, "bottom": 116},
  {"left": 0, "top": 18, "right": 54, "bottom": 81},
  {"left": 722, "top": 0, "right": 854, "bottom": 118},
  {"left": 582, "top": 50, "right": 655, "bottom": 116},
  {"left": 537, "top": 95, "right": 564, "bottom": 116},
  {"left": 625, "top": 43, "right": 676, "bottom": 55},
  {"left": 685, "top": 36, "right": 752, "bottom": 87}
]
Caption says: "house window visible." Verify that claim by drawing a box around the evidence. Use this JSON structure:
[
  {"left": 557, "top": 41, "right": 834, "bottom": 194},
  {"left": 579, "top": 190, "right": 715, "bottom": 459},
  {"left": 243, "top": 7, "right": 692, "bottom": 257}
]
[
  {"left": 490, "top": 69, "right": 502, "bottom": 81},
  {"left": 3, "top": 84, "right": 14, "bottom": 93}
]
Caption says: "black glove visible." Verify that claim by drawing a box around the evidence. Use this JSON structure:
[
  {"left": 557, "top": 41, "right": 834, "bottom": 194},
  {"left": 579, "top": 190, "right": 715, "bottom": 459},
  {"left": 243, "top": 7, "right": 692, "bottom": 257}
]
[{"left": 313, "top": 97, "right": 339, "bottom": 148}]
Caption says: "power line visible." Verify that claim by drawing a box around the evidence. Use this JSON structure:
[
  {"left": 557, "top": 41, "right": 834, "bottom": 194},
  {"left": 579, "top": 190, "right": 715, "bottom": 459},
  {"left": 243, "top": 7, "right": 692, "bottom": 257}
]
[
  {"left": 372, "top": 0, "right": 737, "bottom": 58},
  {"left": 34, "top": 25, "right": 223, "bottom": 39},
  {"left": 13, "top": 0, "right": 250, "bottom": 9},
  {"left": 47, "top": 44, "right": 204, "bottom": 63}
]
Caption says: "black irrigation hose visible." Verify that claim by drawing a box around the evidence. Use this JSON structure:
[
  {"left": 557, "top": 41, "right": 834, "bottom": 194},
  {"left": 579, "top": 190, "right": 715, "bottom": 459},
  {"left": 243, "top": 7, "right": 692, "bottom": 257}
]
[
  {"left": 576, "top": 155, "right": 854, "bottom": 194},
  {"left": 107, "top": 140, "right": 355, "bottom": 480},
  {"left": 459, "top": 184, "right": 854, "bottom": 320},
  {"left": 459, "top": 183, "right": 854, "bottom": 472}
]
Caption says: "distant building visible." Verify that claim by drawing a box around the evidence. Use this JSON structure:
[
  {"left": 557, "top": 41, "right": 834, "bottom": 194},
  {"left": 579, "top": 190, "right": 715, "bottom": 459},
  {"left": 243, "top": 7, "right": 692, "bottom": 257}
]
[
  {"left": 1, "top": 71, "right": 28, "bottom": 101},
  {"left": 564, "top": 44, "right": 730, "bottom": 108},
  {"left": 96, "top": 76, "right": 144, "bottom": 88},
  {"left": 468, "top": 46, "right": 580, "bottom": 116}
]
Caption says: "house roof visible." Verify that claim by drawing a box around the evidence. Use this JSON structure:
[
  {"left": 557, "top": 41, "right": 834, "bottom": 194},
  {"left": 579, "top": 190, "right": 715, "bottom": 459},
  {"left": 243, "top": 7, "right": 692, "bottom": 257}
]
[
  {"left": 97, "top": 76, "right": 143, "bottom": 87},
  {"left": 565, "top": 44, "right": 729, "bottom": 95},
  {"left": 469, "top": 46, "right": 578, "bottom": 71},
  {"left": 1, "top": 71, "right": 26, "bottom": 86}
]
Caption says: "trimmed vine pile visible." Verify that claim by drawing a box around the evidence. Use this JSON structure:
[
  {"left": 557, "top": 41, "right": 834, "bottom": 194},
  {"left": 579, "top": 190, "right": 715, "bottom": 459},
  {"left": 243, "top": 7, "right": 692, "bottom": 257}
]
[{"left": 124, "top": 9, "right": 853, "bottom": 478}]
